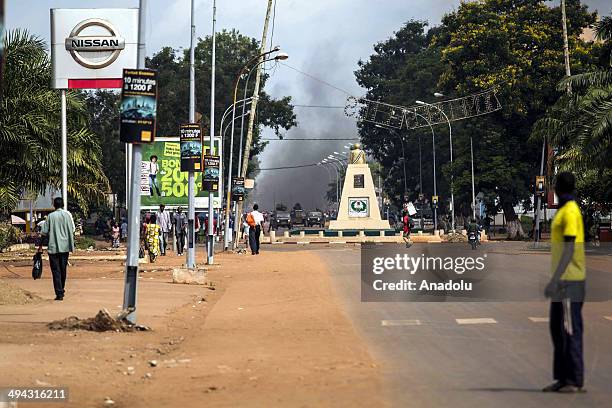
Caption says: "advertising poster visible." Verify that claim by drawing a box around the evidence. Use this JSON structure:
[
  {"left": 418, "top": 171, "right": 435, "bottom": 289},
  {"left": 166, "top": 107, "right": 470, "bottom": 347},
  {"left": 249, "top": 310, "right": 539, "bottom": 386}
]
[
  {"left": 180, "top": 123, "right": 202, "bottom": 172},
  {"left": 140, "top": 137, "right": 220, "bottom": 210},
  {"left": 202, "top": 155, "right": 220, "bottom": 192},
  {"left": 120, "top": 69, "right": 157, "bottom": 143},
  {"left": 232, "top": 177, "right": 245, "bottom": 201}
]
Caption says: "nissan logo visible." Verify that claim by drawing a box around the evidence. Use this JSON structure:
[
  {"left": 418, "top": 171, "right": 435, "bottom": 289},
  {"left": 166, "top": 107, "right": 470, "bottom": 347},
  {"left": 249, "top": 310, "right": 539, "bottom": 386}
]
[{"left": 65, "top": 18, "right": 125, "bottom": 69}]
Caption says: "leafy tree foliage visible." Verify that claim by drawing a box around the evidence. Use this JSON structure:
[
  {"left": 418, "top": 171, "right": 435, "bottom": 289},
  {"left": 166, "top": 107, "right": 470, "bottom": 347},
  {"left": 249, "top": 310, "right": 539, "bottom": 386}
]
[
  {"left": 532, "top": 12, "right": 612, "bottom": 213},
  {"left": 0, "top": 30, "right": 109, "bottom": 214},
  {"left": 356, "top": 2, "right": 601, "bottom": 238},
  {"left": 147, "top": 29, "right": 297, "bottom": 181}
]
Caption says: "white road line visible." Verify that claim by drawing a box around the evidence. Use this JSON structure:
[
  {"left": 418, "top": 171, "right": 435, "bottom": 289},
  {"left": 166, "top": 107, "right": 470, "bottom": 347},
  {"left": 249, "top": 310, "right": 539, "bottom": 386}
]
[
  {"left": 381, "top": 319, "right": 421, "bottom": 326},
  {"left": 604, "top": 316, "right": 612, "bottom": 321},
  {"left": 528, "top": 317, "right": 549, "bottom": 323},
  {"left": 456, "top": 318, "right": 497, "bottom": 325}
]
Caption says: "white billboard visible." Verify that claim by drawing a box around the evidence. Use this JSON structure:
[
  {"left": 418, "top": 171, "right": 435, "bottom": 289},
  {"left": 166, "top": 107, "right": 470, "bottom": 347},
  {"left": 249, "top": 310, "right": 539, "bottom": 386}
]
[{"left": 50, "top": 8, "right": 138, "bottom": 89}]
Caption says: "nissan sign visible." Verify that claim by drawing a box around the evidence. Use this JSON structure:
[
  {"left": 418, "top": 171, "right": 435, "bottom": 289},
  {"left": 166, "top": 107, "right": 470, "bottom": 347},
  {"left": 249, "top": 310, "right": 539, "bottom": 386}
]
[
  {"left": 64, "top": 18, "right": 126, "bottom": 69},
  {"left": 51, "top": 9, "right": 138, "bottom": 89}
]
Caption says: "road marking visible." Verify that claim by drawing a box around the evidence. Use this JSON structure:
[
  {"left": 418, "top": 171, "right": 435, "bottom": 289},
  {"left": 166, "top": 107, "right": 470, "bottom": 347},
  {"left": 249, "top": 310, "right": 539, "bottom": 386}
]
[
  {"left": 381, "top": 319, "right": 421, "bottom": 326},
  {"left": 296, "top": 241, "right": 310, "bottom": 245},
  {"left": 330, "top": 241, "right": 347, "bottom": 244},
  {"left": 604, "top": 316, "right": 612, "bottom": 321},
  {"left": 456, "top": 318, "right": 497, "bottom": 325},
  {"left": 528, "top": 317, "right": 549, "bottom": 323}
]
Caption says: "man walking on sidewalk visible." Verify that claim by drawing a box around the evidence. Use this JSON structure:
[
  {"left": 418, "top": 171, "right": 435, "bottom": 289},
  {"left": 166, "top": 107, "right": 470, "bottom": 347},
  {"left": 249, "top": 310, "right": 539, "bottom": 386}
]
[
  {"left": 247, "top": 204, "right": 264, "bottom": 255},
  {"left": 40, "top": 197, "right": 75, "bottom": 301},
  {"left": 543, "top": 172, "right": 586, "bottom": 393},
  {"left": 156, "top": 204, "right": 171, "bottom": 256}
]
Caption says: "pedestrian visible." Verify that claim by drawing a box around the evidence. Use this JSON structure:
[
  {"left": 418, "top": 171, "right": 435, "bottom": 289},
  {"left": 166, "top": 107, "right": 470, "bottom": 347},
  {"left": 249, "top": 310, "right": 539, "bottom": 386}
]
[
  {"left": 145, "top": 214, "right": 161, "bottom": 263},
  {"left": 120, "top": 218, "right": 128, "bottom": 242},
  {"left": 542, "top": 172, "right": 586, "bottom": 393},
  {"left": 247, "top": 204, "right": 264, "bottom": 255},
  {"left": 148, "top": 155, "right": 161, "bottom": 197},
  {"left": 156, "top": 204, "right": 171, "bottom": 255},
  {"left": 111, "top": 220, "right": 120, "bottom": 248},
  {"left": 174, "top": 206, "right": 187, "bottom": 255},
  {"left": 39, "top": 197, "right": 75, "bottom": 301}
]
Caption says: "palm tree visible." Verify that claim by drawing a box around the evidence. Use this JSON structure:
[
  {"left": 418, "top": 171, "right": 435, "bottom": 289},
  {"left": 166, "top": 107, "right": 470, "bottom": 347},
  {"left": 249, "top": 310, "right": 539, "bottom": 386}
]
[
  {"left": 0, "top": 30, "right": 110, "bottom": 214},
  {"left": 532, "top": 15, "right": 612, "bottom": 173}
]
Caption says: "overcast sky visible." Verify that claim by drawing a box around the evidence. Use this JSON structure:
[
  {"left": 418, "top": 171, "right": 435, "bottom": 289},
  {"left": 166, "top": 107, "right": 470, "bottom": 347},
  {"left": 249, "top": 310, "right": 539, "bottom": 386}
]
[{"left": 6, "top": 0, "right": 610, "bottom": 210}]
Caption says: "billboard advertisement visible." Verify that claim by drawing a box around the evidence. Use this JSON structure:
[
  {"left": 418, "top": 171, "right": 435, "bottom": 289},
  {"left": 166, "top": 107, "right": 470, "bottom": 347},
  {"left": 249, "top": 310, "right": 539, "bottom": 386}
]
[
  {"left": 120, "top": 69, "right": 157, "bottom": 143},
  {"left": 140, "top": 137, "right": 221, "bottom": 210},
  {"left": 50, "top": 8, "right": 138, "bottom": 89},
  {"left": 179, "top": 123, "right": 202, "bottom": 172},
  {"left": 202, "top": 155, "right": 220, "bottom": 192},
  {"left": 232, "top": 177, "right": 245, "bottom": 201}
]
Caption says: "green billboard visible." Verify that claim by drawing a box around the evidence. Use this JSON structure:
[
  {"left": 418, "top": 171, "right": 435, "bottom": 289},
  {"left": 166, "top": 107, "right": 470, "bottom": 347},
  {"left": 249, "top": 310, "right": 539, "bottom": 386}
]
[{"left": 140, "top": 137, "right": 221, "bottom": 209}]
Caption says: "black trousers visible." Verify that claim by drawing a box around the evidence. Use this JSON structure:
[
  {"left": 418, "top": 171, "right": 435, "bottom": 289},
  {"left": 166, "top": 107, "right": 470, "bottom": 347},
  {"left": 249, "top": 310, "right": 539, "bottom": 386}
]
[
  {"left": 176, "top": 233, "right": 185, "bottom": 254},
  {"left": 48, "top": 252, "right": 69, "bottom": 298},
  {"left": 549, "top": 300, "right": 584, "bottom": 387},
  {"left": 249, "top": 225, "right": 261, "bottom": 253}
]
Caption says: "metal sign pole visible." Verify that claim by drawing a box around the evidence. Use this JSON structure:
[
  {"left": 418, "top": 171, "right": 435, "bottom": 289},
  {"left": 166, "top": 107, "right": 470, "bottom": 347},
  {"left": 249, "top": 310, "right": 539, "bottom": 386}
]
[
  {"left": 61, "top": 89, "right": 68, "bottom": 209},
  {"left": 122, "top": 0, "right": 147, "bottom": 323},
  {"left": 187, "top": 0, "right": 196, "bottom": 268},
  {"left": 207, "top": 0, "right": 216, "bottom": 264}
]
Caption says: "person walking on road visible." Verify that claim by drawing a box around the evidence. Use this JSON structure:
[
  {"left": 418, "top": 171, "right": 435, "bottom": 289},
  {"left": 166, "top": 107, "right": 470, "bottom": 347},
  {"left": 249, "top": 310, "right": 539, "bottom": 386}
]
[
  {"left": 156, "top": 204, "right": 171, "bottom": 256},
  {"left": 39, "top": 197, "right": 75, "bottom": 301},
  {"left": 247, "top": 204, "right": 264, "bottom": 255},
  {"left": 543, "top": 172, "right": 586, "bottom": 394},
  {"left": 174, "top": 207, "right": 188, "bottom": 256},
  {"left": 145, "top": 214, "right": 161, "bottom": 263}
]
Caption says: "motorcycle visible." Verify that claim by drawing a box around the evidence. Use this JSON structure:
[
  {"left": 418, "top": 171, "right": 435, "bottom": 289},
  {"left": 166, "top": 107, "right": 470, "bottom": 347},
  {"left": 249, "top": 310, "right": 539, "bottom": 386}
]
[{"left": 468, "top": 231, "right": 478, "bottom": 250}]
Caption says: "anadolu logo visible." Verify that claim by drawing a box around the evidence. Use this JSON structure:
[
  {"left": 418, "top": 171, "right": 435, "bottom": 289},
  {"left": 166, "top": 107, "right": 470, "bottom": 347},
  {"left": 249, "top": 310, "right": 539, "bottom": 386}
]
[
  {"left": 350, "top": 199, "right": 367, "bottom": 213},
  {"left": 64, "top": 18, "right": 125, "bottom": 69}
]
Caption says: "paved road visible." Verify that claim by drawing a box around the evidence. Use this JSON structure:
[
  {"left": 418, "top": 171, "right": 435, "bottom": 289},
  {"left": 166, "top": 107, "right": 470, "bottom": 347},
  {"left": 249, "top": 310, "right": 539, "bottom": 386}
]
[{"left": 276, "top": 243, "right": 612, "bottom": 407}]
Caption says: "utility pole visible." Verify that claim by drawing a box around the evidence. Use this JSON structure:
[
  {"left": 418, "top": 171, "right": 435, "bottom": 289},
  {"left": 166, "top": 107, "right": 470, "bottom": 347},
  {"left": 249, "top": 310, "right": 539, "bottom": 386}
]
[
  {"left": 207, "top": 0, "right": 217, "bottom": 264},
  {"left": 535, "top": 0, "right": 572, "bottom": 245},
  {"left": 237, "top": 0, "right": 274, "bottom": 217},
  {"left": 561, "top": 0, "right": 572, "bottom": 79},
  {"left": 122, "top": 0, "right": 147, "bottom": 323},
  {"left": 187, "top": 0, "right": 196, "bottom": 268}
]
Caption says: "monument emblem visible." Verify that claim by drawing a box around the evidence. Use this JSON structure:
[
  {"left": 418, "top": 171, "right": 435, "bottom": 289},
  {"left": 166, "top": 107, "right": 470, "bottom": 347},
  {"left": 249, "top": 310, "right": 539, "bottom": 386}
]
[{"left": 328, "top": 144, "right": 390, "bottom": 231}]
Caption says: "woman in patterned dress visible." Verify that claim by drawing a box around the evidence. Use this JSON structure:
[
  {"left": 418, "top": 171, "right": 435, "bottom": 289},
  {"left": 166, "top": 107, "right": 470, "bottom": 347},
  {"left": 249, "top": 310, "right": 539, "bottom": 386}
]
[{"left": 145, "top": 214, "right": 161, "bottom": 263}]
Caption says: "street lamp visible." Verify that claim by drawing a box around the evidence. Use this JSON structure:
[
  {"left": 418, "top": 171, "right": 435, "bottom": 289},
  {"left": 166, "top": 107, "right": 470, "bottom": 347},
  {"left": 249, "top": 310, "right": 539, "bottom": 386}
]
[
  {"left": 434, "top": 92, "right": 476, "bottom": 221},
  {"left": 416, "top": 99, "right": 455, "bottom": 232},
  {"left": 412, "top": 111, "right": 438, "bottom": 232},
  {"left": 225, "top": 48, "right": 288, "bottom": 250}
]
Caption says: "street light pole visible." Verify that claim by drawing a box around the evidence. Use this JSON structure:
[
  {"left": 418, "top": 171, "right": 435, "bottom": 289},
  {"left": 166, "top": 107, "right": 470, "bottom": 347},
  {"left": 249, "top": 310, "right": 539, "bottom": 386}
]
[
  {"left": 413, "top": 111, "right": 438, "bottom": 232},
  {"left": 221, "top": 51, "right": 288, "bottom": 249},
  {"left": 206, "top": 0, "right": 216, "bottom": 264},
  {"left": 186, "top": 0, "right": 196, "bottom": 268},
  {"left": 416, "top": 100, "right": 455, "bottom": 232},
  {"left": 122, "top": 0, "right": 147, "bottom": 323}
]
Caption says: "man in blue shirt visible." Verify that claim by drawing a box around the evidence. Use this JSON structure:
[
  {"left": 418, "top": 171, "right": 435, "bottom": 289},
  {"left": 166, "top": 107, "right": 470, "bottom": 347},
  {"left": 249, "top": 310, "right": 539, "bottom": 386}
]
[{"left": 40, "top": 197, "right": 75, "bottom": 301}]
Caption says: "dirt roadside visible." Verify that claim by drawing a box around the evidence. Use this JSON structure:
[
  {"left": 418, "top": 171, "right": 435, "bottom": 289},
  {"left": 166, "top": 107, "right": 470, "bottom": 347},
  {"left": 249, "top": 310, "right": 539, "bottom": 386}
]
[{"left": 0, "top": 249, "right": 385, "bottom": 407}]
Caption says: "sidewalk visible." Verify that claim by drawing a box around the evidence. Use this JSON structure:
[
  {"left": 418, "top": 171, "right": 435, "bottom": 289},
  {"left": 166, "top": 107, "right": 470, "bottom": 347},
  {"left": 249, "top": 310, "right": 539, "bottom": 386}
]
[{"left": 0, "top": 249, "right": 385, "bottom": 407}]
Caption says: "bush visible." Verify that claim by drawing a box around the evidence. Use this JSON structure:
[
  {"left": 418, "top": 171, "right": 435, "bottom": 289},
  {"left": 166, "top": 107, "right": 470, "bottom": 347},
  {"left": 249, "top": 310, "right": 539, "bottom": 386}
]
[
  {"left": 0, "top": 223, "right": 23, "bottom": 251},
  {"left": 75, "top": 236, "right": 96, "bottom": 250}
]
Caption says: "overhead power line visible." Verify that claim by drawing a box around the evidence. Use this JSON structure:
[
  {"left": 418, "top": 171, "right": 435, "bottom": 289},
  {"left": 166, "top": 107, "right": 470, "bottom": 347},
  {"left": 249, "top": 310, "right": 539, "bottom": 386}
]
[
  {"left": 259, "top": 162, "right": 320, "bottom": 171},
  {"left": 261, "top": 137, "right": 358, "bottom": 141}
]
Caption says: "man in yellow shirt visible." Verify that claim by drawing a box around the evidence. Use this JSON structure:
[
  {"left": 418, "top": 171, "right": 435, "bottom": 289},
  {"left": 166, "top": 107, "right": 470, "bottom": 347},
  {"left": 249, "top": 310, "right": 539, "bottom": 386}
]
[{"left": 543, "top": 172, "right": 586, "bottom": 393}]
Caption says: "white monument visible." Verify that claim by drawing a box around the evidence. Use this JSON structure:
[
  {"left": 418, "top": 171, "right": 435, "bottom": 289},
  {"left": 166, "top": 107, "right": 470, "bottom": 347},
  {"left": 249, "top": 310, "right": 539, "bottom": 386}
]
[{"left": 329, "top": 144, "right": 390, "bottom": 230}]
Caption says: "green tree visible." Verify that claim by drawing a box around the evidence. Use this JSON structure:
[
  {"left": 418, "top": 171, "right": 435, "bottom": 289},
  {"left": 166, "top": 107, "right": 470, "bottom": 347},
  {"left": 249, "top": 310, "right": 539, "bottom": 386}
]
[
  {"left": 85, "top": 90, "right": 125, "bottom": 206},
  {"left": 147, "top": 29, "right": 296, "bottom": 182},
  {"left": 355, "top": 21, "right": 448, "bottom": 211},
  {"left": 532, "top": 12, "right": 612, "bottom": 212},
  {"left": 433, "top": 0, "right": 599, "bottom": 237},
  {"left": 0, "top": 30, "right": 109, "bottom": 214}
]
